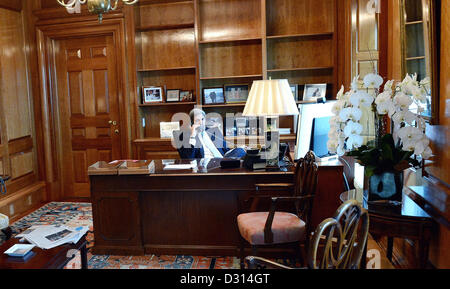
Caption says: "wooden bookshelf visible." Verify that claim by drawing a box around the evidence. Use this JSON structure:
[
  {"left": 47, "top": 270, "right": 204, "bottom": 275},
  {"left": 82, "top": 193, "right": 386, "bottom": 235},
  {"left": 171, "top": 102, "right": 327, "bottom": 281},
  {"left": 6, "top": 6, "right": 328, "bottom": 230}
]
[{"left": 132, "top": 0, "right": 339, "bottom": 158}]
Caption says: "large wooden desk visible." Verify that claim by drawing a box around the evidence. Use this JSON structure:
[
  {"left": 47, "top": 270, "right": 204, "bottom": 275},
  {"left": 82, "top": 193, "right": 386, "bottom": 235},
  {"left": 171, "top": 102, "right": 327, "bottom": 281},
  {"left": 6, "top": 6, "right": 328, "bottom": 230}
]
[{"left": 89, "top": 159, "right": 343, "bottom": 256}]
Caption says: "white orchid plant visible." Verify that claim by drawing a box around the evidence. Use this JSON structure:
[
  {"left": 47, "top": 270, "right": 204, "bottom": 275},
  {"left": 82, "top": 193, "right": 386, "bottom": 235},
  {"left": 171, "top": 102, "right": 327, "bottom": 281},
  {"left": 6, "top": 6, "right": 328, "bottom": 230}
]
[{"left": 327, "top": 73, "right": 432, "bottom": 177}]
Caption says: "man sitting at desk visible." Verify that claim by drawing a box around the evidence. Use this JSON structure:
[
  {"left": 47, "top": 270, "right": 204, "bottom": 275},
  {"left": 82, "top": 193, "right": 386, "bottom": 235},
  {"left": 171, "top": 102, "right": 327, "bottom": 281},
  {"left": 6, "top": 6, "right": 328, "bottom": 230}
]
[{"left": 174, "top": 108, "right": 230, "bottom": 159}]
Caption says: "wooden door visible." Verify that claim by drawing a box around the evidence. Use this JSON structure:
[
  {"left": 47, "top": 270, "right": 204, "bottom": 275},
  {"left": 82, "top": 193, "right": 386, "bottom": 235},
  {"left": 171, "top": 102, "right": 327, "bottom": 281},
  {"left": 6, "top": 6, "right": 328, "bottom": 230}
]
[{"left": 54, "top": 35, "right": 122, "bottom": 198}]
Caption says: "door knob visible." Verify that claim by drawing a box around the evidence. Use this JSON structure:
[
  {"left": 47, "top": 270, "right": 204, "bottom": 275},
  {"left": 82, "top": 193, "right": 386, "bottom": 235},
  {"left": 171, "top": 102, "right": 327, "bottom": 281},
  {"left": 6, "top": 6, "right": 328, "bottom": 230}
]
[
  {"left": 114, "top": 129, "right": 119, "bottom": 134},
  {"left": 109, "top": 120, "right": 117, "bottom": 125}
]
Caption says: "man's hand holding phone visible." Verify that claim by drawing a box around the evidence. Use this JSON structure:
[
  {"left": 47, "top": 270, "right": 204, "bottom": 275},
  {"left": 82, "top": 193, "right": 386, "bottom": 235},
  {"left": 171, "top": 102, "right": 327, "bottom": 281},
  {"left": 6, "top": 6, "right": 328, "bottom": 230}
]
[{"left": 190, "top": 124, "right": 201, "bottom": 138}]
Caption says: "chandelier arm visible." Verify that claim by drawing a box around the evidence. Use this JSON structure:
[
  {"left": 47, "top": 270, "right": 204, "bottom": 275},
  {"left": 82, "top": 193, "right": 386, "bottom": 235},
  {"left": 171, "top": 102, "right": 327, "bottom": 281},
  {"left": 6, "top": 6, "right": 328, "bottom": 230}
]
[
  {"left": 56, "top": 0, "right": 78, "bottom": 8},
  {"left": 111, "top": 0, "right": 119, "bottom": 10},
  {"left": 123, "top": 0, "right": 139, "bottom": 5}
]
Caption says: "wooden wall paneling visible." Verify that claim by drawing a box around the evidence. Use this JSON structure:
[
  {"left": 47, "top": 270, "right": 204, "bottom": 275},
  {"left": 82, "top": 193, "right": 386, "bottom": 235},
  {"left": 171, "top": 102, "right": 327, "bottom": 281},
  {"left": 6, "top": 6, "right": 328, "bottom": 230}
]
[
  {"left": 10, "top": 152, "right": 34, "bottom": 180},
  {"left": 36, "top": 29, "right": 61, "bottom": 201},
  {"left": 40, "top": 0, "right": 60, "bottom": 9},
  {"left": 0, "top": 182, "right": 46, "bottom": 220},
  {"left": 124, "top": 5, "right": 139, "bottom": 151},
  {"left": 140, "top": 28, "right": 196, "bottom": 70},
  {"left": 0, "top": 6, "right": 39, "bottom": 197},
  {"left": 198, "top": 0, "right": 261, "bottom": 42},
  {"left": 0, "top": 9, "right": 32, "bottom": 142},
  {"left": 200, "top": 40, "right": 262, "bottom": 78},
  {"left": 0, "top": 0, "right": 21, "bottom": 11},
  {"left": 332, "top": 0, "right": 338, "bottom": 97},
  {"left": 266, "top": 0, "right": 335, "bottom": 36},
  {"left": 336, "top": 0, "right": 352, "bottom": 89},
  {"left": 379, "top": 0, "right": 389, "bottom": 79},
  {"left": 424, "top": 0, "right": 448, "bottom": 185}
]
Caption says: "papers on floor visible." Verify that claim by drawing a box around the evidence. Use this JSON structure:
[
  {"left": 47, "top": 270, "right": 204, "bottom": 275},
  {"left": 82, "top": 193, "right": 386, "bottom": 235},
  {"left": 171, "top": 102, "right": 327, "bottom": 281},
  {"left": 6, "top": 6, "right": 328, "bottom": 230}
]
[{"left": 15, "top": 225, "right": 89, "bottom": 250}]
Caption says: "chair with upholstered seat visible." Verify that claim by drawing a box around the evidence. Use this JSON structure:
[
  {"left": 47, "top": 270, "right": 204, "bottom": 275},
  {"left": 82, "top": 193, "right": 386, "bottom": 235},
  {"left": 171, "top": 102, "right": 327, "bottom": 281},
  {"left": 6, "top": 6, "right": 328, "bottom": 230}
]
[
  {"left": 245, "top": 199, "right": 370, "bottom": 269},
  {"left": 237, "top": 151, "right": 319, "bottom": 268}
]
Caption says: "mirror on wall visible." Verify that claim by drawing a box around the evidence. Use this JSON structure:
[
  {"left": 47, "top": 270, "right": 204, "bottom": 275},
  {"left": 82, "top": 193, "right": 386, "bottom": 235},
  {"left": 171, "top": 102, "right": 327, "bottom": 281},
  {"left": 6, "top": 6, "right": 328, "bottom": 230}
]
[{"left": 400, "top": 0, "right": 440, "bottom": 124}]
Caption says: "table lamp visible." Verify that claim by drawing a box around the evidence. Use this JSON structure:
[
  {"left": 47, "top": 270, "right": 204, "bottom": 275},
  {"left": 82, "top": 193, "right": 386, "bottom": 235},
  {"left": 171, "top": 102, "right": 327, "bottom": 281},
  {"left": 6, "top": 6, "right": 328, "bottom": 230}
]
[{"left": 243, "top": 79, "right": 299, "bottom": 169}]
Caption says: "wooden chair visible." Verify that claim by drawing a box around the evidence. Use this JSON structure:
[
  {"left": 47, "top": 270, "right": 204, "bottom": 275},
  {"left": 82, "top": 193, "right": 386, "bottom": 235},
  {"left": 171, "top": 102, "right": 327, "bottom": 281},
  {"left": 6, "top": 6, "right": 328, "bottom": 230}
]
[
  {"left": 245, "top": 199, "right": 370, "bottom": 269},
  {"left": 237, "top": 151, "right": 319, "bottom": 268}
]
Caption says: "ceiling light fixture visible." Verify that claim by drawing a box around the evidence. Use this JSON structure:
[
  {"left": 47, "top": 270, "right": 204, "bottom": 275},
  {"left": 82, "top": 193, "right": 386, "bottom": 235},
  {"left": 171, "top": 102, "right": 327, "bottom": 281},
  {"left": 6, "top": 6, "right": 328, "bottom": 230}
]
[{"left": 57, "top": 0, "right": 138, "bottom": 22}]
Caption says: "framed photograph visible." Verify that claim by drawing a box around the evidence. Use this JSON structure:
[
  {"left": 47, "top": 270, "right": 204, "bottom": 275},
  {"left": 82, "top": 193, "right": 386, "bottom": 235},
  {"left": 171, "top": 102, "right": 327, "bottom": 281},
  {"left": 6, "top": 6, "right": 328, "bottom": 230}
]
[
  {"left": 160, "top": 122, "right": 180, "bottom": 139},
  {"left": 235, "top": 117, "right": 248, "bottom": 128},
  {"left": 166, "top": 89, "right": 180, "bottom": 102},
  {"left": 143, "top": 86, "right": 163, "bottom": 103},
  {"left": 225, "top": 126, "right": 236, "bottom": 137},
  {"left": 303, "top": 84, "right": 327, "bottom": 102},
  {"left": 203, "top": 87, "right": 225, "bottom": 105},
  {"left": 224, "top": 84, "right": 249, "bottom": 103},
  {"left": 290, "top": 84, "right": 298, "bottom": 101},
  {"left": 180, "top": 90, "right": 193, "bottom": 102},
  {"left": 206, "top": 116, "right": 223, "bottom": 134}
]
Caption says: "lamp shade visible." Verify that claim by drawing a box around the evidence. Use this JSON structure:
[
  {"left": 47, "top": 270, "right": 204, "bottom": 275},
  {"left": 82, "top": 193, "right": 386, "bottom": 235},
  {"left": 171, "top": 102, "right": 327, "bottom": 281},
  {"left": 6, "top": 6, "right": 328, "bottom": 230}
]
[{"left": 243, "top": 79, "right": 299, "bottom": 117}]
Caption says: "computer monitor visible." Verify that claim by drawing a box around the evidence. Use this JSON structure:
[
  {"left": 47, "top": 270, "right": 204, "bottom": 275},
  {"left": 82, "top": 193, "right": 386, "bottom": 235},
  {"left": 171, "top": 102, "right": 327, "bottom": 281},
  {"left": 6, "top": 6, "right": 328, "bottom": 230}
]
[
  {"left": 294, "top": 101, "right": 336, "bottom": 160},
  {"left": 310, "top": 116, "right": 332, "bottom": 158}
]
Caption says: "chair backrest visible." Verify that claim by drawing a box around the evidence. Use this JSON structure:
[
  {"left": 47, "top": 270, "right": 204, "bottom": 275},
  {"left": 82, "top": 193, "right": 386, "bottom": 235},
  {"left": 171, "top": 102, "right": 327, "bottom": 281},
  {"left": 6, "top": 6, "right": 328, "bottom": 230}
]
[
  {"left": 307, "top": 200, "right": 369, "bottom": 269},
  {"left": 292, "top": 151, "right": 319, "bottom": 232}
]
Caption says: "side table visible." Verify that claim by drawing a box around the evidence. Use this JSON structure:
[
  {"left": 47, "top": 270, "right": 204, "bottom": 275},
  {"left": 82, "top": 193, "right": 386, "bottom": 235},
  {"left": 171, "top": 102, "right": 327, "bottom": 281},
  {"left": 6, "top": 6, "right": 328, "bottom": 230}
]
[
  {"left": 0, "top": 233, "right": 88, "bottom": 269},
  {"left": 341, "top": 189, "right": 434, "bottom": 269}
]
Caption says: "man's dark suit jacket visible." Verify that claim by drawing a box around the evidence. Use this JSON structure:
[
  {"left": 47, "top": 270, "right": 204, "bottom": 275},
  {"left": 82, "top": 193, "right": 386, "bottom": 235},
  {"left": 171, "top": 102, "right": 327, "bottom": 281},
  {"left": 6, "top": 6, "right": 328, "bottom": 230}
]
[{"left": 173, "top": 128, "right": 230, "bottom": 159}]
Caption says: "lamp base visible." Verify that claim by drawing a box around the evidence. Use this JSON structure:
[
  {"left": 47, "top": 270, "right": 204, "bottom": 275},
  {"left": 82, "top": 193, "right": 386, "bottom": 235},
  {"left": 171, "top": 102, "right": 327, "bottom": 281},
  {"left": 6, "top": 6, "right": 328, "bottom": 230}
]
[{"left": 264, "top": 130, "right": 280, "bottom": 170}]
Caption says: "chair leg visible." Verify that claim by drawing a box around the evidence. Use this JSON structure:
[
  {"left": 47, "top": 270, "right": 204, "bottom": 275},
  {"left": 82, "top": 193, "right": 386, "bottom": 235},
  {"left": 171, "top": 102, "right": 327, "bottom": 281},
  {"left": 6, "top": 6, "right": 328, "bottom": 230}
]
[
  {"left": 251, "top": 245, "right": 258, "bottom": 257},
  {"left": 387, "top": 237, "right": 394, "bottom": 262},
  {"left": 295, "top": 243, "right": 304, "bottom": 268},
  {"left": 418, "top": 239, "right": 430, "bottom": 269},
  {"left": 239, "top": 239, "right": 245, "bottom": 269}
]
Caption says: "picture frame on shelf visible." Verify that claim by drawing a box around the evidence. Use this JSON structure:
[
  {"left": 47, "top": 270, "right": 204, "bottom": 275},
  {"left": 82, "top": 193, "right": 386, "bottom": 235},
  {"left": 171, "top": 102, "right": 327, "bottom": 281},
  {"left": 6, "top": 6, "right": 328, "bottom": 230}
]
[
  {"left": 235, "top": 117, "right": 248, "bottom": 136},
  {"left": 180, "top": 90, "right": 193, "bottom": 102},
  {"left": 206, "top": 116, "right": 223, "bottom": 134},
  {"left": 160, "top": 122, "right": 180, "bottom": 139},
  {"left": 303, "top": 84, "right": 327, "bottom": 102},
  {"left": 224, "top": 84, "right": 249, "bottom": 103},
  {"left": 225, "top": 126, "right": 236, "bottom": 137},
  {"left": 143, "top": 86, "right": 163, "bottom": 104},
  {"left": 290, "top": 84, "right": 298, "bottom": 101},
  {"left": 203, "top": 87, "right": 225, "bottom": 105},
  {"left": 166, "top": 89, "right": 180, "bottom": 102}
]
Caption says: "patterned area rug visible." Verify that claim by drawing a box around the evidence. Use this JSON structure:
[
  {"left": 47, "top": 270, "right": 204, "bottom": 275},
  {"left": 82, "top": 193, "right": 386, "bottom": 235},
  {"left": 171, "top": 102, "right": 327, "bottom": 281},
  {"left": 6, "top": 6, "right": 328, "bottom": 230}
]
[
  {"left": 2, "top": 202, "right": 391, "bottom": 269},
  {"left": 3, "top": 202, "right": 240, "bottom": 269}
]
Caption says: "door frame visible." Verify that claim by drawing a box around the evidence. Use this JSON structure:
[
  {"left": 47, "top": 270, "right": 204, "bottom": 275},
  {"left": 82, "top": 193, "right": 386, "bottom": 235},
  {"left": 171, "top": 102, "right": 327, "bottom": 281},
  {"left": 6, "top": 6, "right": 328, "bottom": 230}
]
[{"left": 36, "top": 18, "right": 130, "bottom": 200}]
